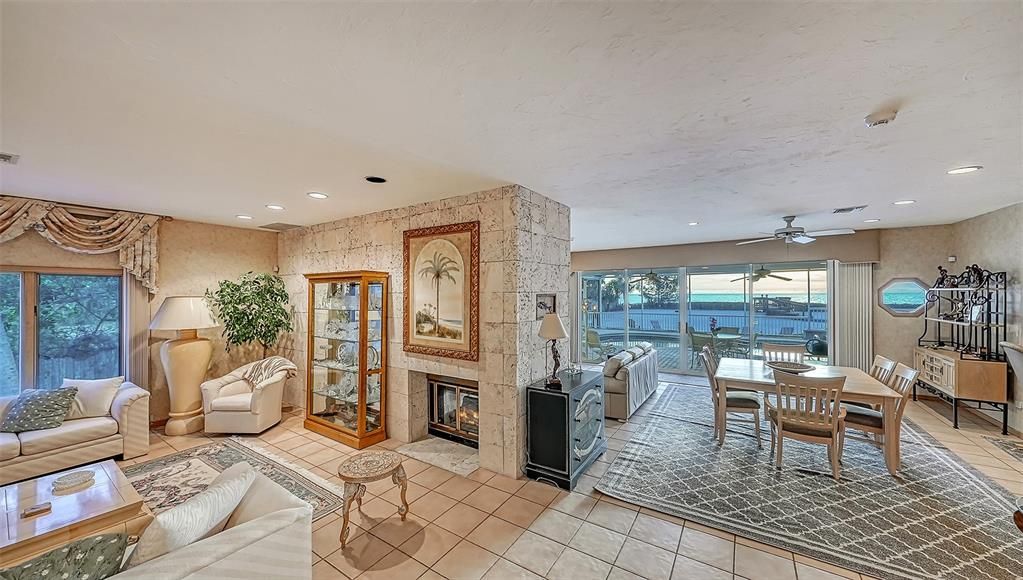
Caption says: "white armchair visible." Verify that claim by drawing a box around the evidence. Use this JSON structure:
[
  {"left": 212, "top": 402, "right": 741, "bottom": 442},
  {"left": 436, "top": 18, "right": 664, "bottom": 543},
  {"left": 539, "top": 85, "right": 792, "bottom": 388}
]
[{"left": 200, "top": 359, "right": 295, "bottom": 434}]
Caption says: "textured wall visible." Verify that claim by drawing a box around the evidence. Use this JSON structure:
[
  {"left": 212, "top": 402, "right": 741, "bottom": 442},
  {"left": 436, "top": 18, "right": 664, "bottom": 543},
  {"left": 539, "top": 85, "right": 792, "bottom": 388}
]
[
  {"left": 278, "top": 185, "right": 571, "bottom": 476},
  {"left": 148, "top": 220, "right": 279, "bottom": 422},
  {"left": 0, "top": 231, "right": 120, "bottom": 269}
]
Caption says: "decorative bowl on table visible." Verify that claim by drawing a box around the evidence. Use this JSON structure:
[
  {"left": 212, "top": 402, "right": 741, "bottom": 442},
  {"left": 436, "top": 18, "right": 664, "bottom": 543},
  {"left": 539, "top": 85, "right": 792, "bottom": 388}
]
[
  {"left": 52, "top": 470, "right": 95, "bottom": 493},
  {"left": 765, "top": 361, "right": 815, "bottom": 375}
]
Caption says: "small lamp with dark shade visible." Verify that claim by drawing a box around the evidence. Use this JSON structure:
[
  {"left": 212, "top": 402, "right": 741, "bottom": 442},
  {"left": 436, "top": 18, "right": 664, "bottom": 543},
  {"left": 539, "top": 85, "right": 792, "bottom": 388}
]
[{"left": 538, "top": 313, "right": 568, "bottom": 386}]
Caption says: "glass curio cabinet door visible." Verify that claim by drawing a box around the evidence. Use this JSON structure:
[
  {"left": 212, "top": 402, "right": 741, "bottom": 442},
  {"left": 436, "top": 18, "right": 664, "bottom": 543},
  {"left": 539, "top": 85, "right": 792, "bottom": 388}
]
[{"left": 304, "top": 271, "right": 389, "bottom": 449}]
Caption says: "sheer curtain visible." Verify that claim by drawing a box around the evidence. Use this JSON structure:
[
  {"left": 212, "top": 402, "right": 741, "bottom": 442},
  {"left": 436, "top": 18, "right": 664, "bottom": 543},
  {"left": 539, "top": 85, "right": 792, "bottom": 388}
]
[
  {"left": 829, "top": 261, "right": 874, "bottom": 371},
  {"left": 122, "top": 275, "right": 151, "bottom": 389}
]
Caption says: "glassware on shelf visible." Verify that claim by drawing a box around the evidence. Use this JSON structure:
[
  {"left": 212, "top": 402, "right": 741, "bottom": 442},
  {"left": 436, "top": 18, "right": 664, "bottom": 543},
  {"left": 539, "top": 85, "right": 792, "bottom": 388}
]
[
  {"left": 335, "top": 343, "right": 358, "bottom": 367},
  {"left": 367, "top": 345, "right": 381, "bottom": 370}
]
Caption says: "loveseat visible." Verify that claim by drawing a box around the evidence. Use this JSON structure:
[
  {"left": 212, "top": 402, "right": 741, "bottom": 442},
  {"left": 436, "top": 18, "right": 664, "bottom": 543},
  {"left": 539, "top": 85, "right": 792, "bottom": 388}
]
[
  {"left": 603, "top": 343, "right": 658, "bottom": 420},
  {"left": 0, "top": 382, "right": 150, "bottom": 485}
]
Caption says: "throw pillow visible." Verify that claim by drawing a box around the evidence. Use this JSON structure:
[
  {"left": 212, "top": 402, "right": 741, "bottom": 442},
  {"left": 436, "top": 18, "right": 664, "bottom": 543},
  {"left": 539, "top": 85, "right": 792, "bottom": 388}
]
[
  {"left": 125, "top": 462, "right": 256, "bottom": 568},
  {"left": 64, "top": 376, "right": 125, "bottom": 420},
  {"left": 0, "top": 387, "right": 78, "bottom": 434},
  {"left": 0, "top": 533, "right": 128, "bottom": 580}
]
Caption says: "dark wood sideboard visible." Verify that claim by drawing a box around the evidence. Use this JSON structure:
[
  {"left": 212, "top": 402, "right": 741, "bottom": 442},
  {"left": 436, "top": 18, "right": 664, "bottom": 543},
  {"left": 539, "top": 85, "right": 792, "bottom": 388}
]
[{"left": 525, "top": 370, "right": 607, "bottom": 490}]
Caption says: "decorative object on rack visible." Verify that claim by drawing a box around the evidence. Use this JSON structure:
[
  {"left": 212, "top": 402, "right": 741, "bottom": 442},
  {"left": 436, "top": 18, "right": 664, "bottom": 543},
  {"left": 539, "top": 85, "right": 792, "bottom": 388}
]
[
  {"left": 539, "top": 313, "right": 569, "bottom": 387},
  {"left": 305, "top": 271, "right": 389, "bottom": 449},
  {"left": 535, "top": 293, "right": 557, "bottom": 320},
  {"left": 149, "top": 296, "right": 220, "bottom": 435},
  {"left": 915, "top": 264, "right": 1009, "bottom": 434},
  {"left": 403, "top": 221, "right": 480, "bottom": 361}
]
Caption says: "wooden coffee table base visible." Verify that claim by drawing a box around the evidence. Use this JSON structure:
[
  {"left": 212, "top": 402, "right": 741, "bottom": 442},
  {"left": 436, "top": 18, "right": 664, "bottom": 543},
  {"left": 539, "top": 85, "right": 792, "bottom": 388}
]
[{"left": 336, "top": 451, "right": 408, "bottom": 548}]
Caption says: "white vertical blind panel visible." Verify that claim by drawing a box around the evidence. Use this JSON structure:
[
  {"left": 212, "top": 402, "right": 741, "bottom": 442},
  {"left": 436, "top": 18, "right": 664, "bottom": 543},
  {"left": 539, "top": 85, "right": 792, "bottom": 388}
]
[
  {"left": 122, "top": 273, "right": 151, "bottom": 389},
  {"left": 833, "top": 262, "right": 873, "bottom": 371}
]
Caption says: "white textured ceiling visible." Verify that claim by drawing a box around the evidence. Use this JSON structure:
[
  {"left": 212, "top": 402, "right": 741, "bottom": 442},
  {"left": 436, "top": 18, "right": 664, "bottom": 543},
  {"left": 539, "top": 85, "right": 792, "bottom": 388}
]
[{"left": 1, "top": 2, "right": 1020, "bottom": 251}]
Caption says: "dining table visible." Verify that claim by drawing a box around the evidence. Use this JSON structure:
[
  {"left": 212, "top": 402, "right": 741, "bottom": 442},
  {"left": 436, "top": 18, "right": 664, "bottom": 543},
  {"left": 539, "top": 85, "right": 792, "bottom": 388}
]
[{"left": 714, "top": 357, "right": 907, "bottom": 475}]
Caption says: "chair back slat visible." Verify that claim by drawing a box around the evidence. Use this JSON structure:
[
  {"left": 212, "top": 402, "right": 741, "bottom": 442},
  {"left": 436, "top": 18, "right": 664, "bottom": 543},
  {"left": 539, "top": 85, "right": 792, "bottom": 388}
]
[
  {"left": 772, "top": 371, "right": 846, "bottom": 432},
  {"left": 870, "top": 355, "right": 898, "bottom": 385},
  {"left": 700, "top": 347, "right": 725, "bottom": 411},
  {"left": 762, "top": 342, "right": 805, "bottom": 363},
  {"left": 889, "top": 363, "right": 920, "bottom": 417}
]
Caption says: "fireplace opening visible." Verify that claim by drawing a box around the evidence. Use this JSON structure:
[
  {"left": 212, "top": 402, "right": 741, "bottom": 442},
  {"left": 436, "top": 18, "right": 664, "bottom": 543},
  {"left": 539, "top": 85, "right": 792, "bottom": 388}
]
[{"left": 428, "top": 375, "right": 479, "bottom": 448}]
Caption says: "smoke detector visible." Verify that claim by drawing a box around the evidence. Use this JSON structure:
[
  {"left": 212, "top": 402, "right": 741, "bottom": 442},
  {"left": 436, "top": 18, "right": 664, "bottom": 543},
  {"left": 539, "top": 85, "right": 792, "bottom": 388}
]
[
  {"left": 0, "top": 152, "right": 20, "bottom": 165},
  {"left": 864, "top": 109, "right": 897, "bottom": 128}
]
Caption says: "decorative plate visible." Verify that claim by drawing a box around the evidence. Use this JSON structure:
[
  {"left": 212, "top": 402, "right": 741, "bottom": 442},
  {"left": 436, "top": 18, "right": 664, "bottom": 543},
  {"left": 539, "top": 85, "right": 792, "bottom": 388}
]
[
  {"left": 765, "top": 360, "right": 815, "bottom": 374},
  {"left": 52, "top": 470, "right": 95, "bottom": 493}
]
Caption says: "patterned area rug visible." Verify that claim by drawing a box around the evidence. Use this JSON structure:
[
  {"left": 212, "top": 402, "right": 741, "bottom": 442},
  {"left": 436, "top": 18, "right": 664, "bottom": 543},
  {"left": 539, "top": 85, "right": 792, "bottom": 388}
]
[
  {"left": 985, "top": 435, "right": 1023, "bottom": 463},
  {"left": 596, "top": 383, "right": 1023, "bottom": 580},
  {"left": 122, "top": 437, "right": 343, "bottom": 520}
]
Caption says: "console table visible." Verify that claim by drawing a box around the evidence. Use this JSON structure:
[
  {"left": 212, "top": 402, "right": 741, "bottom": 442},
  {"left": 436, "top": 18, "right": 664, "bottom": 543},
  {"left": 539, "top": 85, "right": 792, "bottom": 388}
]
[{"left": 525, "top": 369, "right": 607, "bottom": 490}]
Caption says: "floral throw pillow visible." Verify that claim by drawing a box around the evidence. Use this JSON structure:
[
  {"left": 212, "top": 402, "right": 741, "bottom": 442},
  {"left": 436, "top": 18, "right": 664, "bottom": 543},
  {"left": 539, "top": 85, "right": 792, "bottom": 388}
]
[
  {"left": 0, "top": 387, "right": 78, "bottom": 433},
  {"left": 0, "top": 533, "right": 128, "bottom": 580}
]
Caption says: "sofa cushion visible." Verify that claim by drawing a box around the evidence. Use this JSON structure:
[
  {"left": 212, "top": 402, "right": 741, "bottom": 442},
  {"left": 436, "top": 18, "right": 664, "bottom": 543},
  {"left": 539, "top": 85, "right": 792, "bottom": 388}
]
[
  {"left": 636, "top": 341, "right": 654, "bottom": 353},
  {"left": 626, "top": 346, "right": 645, "bottom": 360},
  {"left": 126, "top": 462, "right": 257, "bottom": 568},
  {"left": 0, "top": 533, "right": 128, "bottom": 580},
  {"left": 0, "top": 387, "right": 78, "bottom": 434},
  {"left": 603, "top": 351, "right": 633, "bottom": 377},
  {"left": 64, "top": 376, "right": 124, "bottom": 420},
  {"left": 18, "top": 417, "right": 119, "bottom": 455},
  {"left": 0, "top": 433, "right": 19, "bottom": 461},
  {"left": 210, "top": 393, "right": 253, "bottom": 412}
]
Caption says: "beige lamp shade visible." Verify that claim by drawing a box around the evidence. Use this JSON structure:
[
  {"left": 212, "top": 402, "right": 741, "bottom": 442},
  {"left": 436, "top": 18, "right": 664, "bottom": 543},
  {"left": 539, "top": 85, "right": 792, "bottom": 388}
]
[
  {"left": 538, "top": 313, "right": 568, "bottom": 340},
  {"left": 150, "top": 296, "right": 219, "bottom": 331}
]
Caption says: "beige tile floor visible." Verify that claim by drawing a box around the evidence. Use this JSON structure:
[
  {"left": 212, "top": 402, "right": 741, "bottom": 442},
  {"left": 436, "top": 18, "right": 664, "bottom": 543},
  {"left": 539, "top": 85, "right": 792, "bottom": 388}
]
[{"left": 118, "top": 380, "right": 1023, "bottom": 580}]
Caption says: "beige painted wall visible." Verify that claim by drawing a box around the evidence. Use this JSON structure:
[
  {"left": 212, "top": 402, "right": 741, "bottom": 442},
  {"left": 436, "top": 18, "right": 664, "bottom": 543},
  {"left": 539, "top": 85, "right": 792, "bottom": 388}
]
[
  {"left": 571, "top": 230, "right": 879, "bottom": 271},
  {"left": 148, "top": 220, "right": 279, "bottom": 421}
]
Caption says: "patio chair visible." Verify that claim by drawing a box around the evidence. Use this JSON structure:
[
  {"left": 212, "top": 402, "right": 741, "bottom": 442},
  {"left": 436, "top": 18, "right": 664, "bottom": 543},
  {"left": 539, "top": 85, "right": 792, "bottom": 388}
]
[
  {"left": 650, "top": 320, "right": 662, "bottom": 330},
  {"left": 842, "top": 363, "right": 919, "bottom": 456},
  {"left": 780, "top": 327, "right": 795, "bottom": 335},
  {"left": 762, "top": 342, "right": 805, "bottom": 363},
  {"left": 768, "top": 371, "right": 847, "bottom": 480},
  {"left": 717, "top": 326, "right": 739, "bottom": 334},
  {"left": 584, "top": 329, "right": 604, "bottom": 359},
  {"left": 701, "top": 347, "right": 762, "bottom": 448},
  {"left": 687, "top": 327, "right": 716, "bottom": 368},
  {"left": 628, "top": 318, "right": 639, "bottom": 330}
]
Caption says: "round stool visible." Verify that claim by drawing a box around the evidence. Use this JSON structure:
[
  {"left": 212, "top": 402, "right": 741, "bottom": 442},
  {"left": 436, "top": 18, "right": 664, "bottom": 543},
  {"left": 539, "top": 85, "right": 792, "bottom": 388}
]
[{"left": 336, "top": 450, "right": 408, "bottom": 547}]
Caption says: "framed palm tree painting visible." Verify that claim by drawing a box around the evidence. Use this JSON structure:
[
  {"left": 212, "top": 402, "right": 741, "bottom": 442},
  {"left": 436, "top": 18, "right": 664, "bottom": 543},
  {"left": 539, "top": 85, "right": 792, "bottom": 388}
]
[{"left": 403, "top": 221, "right": 480, "bottom": 361}]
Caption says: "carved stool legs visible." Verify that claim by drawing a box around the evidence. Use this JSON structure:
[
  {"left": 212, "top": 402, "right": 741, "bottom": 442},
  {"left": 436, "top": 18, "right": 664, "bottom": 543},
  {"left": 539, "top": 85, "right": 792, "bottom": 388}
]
[
  {"left": 392, "top": 465, "right": 409, "bottom": 521},
  {"left": 339, "top": 481, "right": 364, "bottom": 548}
]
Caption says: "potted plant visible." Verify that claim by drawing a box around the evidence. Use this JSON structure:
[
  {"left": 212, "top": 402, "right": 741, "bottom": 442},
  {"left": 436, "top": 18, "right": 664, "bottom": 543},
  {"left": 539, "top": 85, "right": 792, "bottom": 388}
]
[{"left": 205, "top": 272, "right": 293, "bottom": 358}]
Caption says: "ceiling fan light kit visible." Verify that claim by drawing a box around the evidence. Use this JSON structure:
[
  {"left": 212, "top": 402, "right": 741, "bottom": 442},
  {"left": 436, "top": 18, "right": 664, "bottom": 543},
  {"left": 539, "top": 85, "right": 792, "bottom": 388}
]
[{"left": 735, "top": 215, "right": 856, "bottom": 246}]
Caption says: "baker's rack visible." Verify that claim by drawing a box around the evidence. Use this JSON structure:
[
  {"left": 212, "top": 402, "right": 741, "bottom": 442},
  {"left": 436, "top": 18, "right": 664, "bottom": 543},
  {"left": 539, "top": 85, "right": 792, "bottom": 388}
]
[{"left": 918, "top": 265, "right": 1007, "bottom": 362}]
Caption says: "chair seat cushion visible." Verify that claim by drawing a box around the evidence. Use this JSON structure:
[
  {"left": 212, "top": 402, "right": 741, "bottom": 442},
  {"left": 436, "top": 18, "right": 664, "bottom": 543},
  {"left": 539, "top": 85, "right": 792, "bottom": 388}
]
[
  {"left": 725, "top": 392, "right": 761, "bottom": 409},
  {"left": 0, "top": 432, "right": 20, "bottom": 461},
  {"left": 767, "top": 408, "right": 834, "bottom": 437},
  {"left": 18, "top": 417, "right": 119, "bottom": 455},
  {"left": 210, "top": 393, "right": 253, "bottom": 412},
  {"left": 843, "top": 404, "right": 884, "bottom": 428}
]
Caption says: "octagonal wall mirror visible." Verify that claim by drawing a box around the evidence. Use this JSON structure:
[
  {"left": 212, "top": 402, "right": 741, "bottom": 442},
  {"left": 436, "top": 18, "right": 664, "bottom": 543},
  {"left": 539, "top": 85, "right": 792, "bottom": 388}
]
[{"left": 878, "top": 277, "right": 930, "bottom": 317}]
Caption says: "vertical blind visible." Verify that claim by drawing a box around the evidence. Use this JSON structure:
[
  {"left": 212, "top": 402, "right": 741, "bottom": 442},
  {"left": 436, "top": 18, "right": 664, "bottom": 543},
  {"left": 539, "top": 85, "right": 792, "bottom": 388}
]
[
  {"left": 831, "top": 261, "right": 873, "bottom": 371},
  {"left": 122, "top": 274, "right": 151, "bottom": 389}
]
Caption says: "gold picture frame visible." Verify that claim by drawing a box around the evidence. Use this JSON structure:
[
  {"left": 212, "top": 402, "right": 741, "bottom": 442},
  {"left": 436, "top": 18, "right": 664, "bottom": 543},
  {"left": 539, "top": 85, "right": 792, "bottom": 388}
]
[{"left": 403, "top": 221, "right": 480, "bottom": 361}]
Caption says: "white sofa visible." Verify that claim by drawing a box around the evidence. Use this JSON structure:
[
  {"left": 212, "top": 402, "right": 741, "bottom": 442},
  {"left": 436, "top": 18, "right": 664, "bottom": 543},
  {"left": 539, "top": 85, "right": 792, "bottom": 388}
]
[
  {"left": 603, "top": 344, "right": 658, "bottom": 420},
  {"left": 114, "top": 471, "right": 313, "bottom": 579},
  {"left": 200, "top": 360, "right": 291, "bottom": 434},
  {"left": 0, "top": 383, "right": 150, "bottom": 485}
]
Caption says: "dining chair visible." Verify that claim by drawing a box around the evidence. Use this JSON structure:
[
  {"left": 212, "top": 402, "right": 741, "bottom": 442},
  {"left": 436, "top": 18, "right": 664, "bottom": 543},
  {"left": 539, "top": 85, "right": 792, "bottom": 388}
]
[
  {"left": 768, "top": 371, "right": 847, "bottom": 480},
  {"left": 688, "top": 326, "right": 716, "bottom": 368},
  {"left": 869, "top": 355, "right": 898, "bottom": 385},
  {"left": 701, "top": 346, "right": 762, "bottom": 447},
  {"left": 761, "top": 342, "right": 805, "bottom": 363},
  {"left": 843, "top": 363, "right": 919, "bottom": 457}
]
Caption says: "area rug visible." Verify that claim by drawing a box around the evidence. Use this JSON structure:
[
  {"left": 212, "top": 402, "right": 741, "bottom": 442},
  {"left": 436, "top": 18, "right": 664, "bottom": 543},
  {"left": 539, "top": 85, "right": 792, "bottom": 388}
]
[
  {"left": 122, "top": 437, "right": 343, "bottom": 520},
  {"left": 395, "top": 436, "right": 479, "bottom": 477},
  {"left": 596, "top": 383, "right": 1023, "bottom": 580},
  {"left": 984, "top": 435, "right": 1023, "bottom": 463}
]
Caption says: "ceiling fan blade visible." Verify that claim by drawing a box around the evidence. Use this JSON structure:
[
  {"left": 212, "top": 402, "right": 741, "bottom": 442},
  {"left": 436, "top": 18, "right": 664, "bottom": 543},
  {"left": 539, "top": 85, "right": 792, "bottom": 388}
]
[
  {"left": 767, "top": 274, "right": 793, "bottom": 281},
  {"left": 806, "top": 228, "right": 856, "bottom": 237},
  {"left": 791, "top": 235, "right": 816, "bottom": 244},
  {"left": 730, "top": 276, "right": 749, "bottom": 282},
  {"left": 735, "top": 237, "right": 776, "bottom": 246}
]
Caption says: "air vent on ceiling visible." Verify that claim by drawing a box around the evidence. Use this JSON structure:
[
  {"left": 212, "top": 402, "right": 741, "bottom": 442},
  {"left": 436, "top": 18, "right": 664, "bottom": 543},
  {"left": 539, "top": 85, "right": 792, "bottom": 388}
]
[
  {"left": 0, "top": 153, "right": 20, "bottom": 165},
  {"left": 259, "top": 222, "right": 302, "bottom": 232},
  {"left": 833, "top": 205, "right": 867, "bottom": 214}
]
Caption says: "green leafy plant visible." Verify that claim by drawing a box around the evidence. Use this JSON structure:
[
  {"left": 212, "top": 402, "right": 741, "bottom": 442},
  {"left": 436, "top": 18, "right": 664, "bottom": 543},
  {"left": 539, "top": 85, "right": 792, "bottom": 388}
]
[{"left": 205, "top": 272, "right": 293, "bottom": 357}]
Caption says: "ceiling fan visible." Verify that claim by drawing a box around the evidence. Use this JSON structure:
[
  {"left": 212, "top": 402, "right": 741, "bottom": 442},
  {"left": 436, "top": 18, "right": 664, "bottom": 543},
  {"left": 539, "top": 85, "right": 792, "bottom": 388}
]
[
  {"left": 731, "top": 265, "right": 792, "bottom": 283},
  {"left": 735, "top": 215, "right": 855, "bottom": 246}
]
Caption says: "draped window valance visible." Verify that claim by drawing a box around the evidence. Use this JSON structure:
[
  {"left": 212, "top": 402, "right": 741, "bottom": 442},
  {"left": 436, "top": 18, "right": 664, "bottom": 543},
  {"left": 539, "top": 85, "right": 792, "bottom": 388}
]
[{"left": 0, "top": 195, "right": 163, "bottom": 293}]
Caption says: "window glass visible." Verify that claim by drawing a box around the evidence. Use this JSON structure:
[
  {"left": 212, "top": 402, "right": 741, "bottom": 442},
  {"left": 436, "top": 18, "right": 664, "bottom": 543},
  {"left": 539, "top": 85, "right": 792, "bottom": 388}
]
[
  {"left": 878, "top": 278, "right": 929, "bottom": 317},
  {"left": 36, "top": 274, "right": 122, "bottom": 388},
  {"left": 0, "top": 273, "right": 20, "bottom": 396}
]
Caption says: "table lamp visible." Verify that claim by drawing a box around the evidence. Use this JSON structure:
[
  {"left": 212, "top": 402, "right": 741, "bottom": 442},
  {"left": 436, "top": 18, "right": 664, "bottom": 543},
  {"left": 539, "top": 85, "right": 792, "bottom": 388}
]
[
  {"left": 539, "top": 313, "right": 569, "bottom": 386},
  {"left": 150, "top": 296, "right": 219, "bottom": 435}
]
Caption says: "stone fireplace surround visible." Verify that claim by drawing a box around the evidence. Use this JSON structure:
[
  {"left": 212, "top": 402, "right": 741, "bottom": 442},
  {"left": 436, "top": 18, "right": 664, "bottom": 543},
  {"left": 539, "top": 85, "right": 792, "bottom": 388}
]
[{"left": 276, "top": 185, "right": 571, "bottom": 477}]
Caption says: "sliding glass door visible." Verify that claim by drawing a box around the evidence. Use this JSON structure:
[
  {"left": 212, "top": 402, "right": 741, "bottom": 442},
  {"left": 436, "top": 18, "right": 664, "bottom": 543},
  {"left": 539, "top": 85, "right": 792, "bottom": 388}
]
[
  {"left": 750, "top": 262, "right": 829, "bottom": 361},
  {"left": 626, "top": 270, "right": 682, "bottom": 369},
  {"left": 684, "top": 265, "right": 752, "bottom": 370}
]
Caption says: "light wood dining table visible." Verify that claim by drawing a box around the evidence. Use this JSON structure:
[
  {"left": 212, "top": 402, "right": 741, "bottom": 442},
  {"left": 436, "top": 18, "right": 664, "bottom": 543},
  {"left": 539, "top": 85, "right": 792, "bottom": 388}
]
[{"left": 714, "top": 358, "right": 907, "bottom": 475}]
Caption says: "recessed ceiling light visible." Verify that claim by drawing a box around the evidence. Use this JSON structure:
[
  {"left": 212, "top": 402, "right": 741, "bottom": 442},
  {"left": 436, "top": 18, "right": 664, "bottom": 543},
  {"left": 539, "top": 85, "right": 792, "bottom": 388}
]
[
  {"left": 365, "top": 176, "right": 387, "bottom": 184},
  {"left": 947, "top": 165, "right": 983, "bottom": 174},
  {"left": 892, "top": 200, "right": 916, "bottom": 205},
  {"left": 266, "top": 204, "right": 285, "bottom": 211},
  {"left": 688, "top": 221, "right": 700, "bottom": 226},
  {"left": 863, "top": 218, "right": 881, "bottom": 223},
  {"left": 236, "top": 214, "right": 253, "bottom": 220},
  {"left": 306, "top": 192, "right": 329, "bottom": 199}
]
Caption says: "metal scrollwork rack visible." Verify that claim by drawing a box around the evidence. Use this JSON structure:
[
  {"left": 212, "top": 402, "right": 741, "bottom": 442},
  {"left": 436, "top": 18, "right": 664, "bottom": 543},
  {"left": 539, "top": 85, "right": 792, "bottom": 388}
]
[{"left": 915, "top": 265, "right": 1010, "bottom": 433}]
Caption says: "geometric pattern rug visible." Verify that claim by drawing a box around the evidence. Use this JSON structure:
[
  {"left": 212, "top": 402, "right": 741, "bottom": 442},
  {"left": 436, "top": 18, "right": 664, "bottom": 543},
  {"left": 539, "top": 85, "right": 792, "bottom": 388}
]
[
  {"left": 122, "top": 437, "right": 343, "bottom": 521},
  {"left": 596, "top": 383, "right": 1023, "bottom": 580},
  {"left": 985, "top": 435, "right": 1023, "bottom": 463}
]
